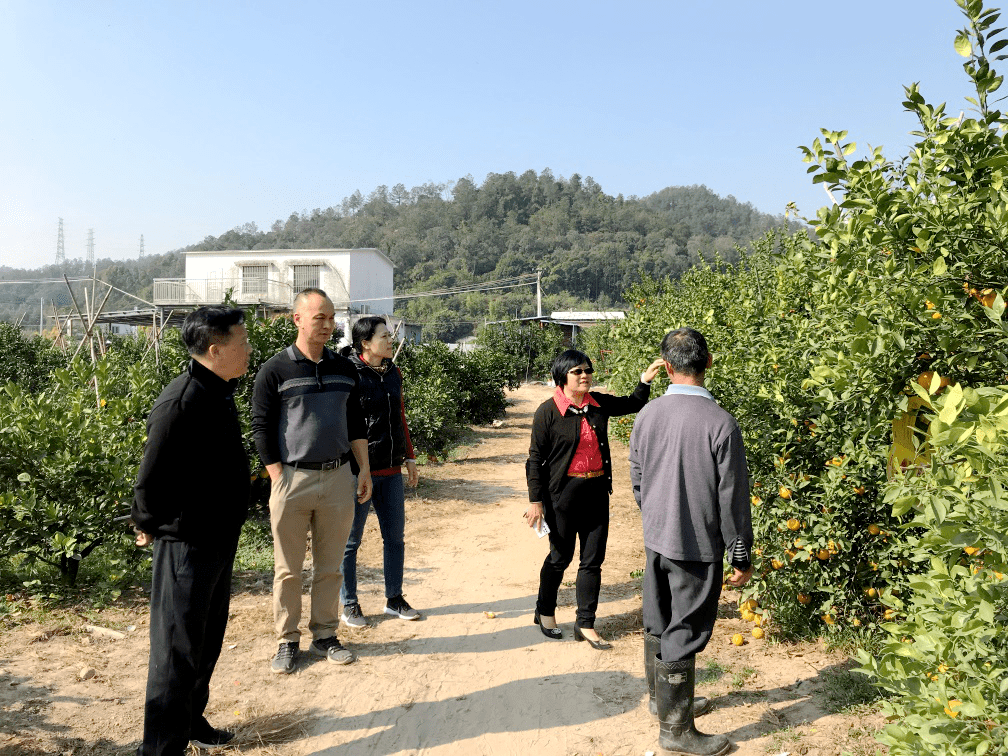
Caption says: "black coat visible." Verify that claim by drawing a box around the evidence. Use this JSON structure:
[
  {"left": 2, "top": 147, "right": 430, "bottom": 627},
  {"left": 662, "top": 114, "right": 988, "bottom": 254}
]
[
  {"left": 132, "top": 360, "right": 251, "bottom": 545},
  {"left": 350, "top": 354, "right": 411, "bottom": 472},
  {"left": 526, "top": 381, "right": 651, "bottom": 506}
]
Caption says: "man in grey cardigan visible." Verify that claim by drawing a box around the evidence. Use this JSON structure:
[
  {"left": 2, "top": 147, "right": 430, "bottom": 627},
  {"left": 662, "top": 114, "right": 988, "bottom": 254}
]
[{"left": 629, "top": 327, "right": 753, "bottom": 756}]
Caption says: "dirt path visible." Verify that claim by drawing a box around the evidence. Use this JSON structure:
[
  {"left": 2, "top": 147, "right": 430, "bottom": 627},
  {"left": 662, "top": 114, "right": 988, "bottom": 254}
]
[{"left": 0, "top": 384, "right": 883, "bottom": 756}]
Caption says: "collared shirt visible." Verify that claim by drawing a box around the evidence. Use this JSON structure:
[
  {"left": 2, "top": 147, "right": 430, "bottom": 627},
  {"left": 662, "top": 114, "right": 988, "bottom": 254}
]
[
  {"left": 553, "top": 388, "right": 604, "bottom": 475},
  {"left": 251, "top": 343, "right": 366, "bottom": 467},
  {"left": 664, "top": 383, "right": 716, "bottom": 401}
]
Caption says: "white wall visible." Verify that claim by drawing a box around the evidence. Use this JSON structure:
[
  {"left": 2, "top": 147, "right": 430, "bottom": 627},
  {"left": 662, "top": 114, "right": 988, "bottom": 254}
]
[{"left": 182, "top": 249, "right": 392, "bottom": 311}]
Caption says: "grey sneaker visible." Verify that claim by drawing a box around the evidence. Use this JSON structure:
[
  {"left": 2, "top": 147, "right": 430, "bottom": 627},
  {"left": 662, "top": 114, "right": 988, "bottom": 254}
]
[
  {"left": 310, "top": 635, "right": 355, "bottom": 665},
  {"left": 384, "top": 595, "right": 421, "bottom": 621},
  {"left": 341, "top": 603, "right": 367, "bottom": 629},
  {"left": 270, "top": 641, "right": 297, "bottom": 675}
]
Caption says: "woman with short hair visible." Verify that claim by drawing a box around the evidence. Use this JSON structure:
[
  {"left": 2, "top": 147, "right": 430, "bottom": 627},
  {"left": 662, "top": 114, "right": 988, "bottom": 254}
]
[{"left": 525, "top": 348, "right": 663, "bottom": 648}]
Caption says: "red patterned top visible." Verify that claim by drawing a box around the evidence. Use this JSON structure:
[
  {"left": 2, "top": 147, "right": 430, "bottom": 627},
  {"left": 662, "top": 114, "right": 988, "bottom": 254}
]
[{"left": 553, "top": 388, "right": 604, "bottom": 475}]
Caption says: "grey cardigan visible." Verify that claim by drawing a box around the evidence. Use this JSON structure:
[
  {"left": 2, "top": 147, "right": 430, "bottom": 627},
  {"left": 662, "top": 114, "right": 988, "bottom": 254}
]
[{"left": 628, "top": 387, "right": 753, "bottom": 565}]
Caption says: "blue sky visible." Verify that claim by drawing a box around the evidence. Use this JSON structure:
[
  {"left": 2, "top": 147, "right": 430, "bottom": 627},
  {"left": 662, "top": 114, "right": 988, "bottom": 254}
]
[{"left": 0, "top": 1, "right": 974, "bottom": 269}]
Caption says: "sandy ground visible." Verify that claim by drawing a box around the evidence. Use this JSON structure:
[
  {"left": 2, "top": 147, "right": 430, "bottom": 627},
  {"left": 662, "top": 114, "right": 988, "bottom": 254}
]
[{"left": 0, "top": 384, "right": 884, "bottom": 756}]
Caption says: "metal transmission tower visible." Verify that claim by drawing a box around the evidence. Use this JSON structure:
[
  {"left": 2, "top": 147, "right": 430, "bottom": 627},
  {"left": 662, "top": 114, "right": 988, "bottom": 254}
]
[
  {"left": 139, "top": 234, "right": 145, "bottom": 259},
  {"left": 56, "top": 218, "right": 65, "bottom": 266},
  {"left": 86, "top": 228, "right": 95, "bottom": 267}
]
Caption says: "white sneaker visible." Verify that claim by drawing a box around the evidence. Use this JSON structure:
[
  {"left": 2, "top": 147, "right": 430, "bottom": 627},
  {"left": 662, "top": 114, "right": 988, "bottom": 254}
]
[
  {"left": 341, "top": 603, "right": 368, "bottom": 628},
  {"left": 384, "top": 595, "right": 420, "bottom": 620}
]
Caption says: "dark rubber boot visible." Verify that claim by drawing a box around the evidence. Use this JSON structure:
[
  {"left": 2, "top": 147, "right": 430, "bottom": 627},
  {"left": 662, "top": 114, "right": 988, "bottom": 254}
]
[
  {"left": 646, "top": 636, "right": 711, "bottom": 717},
  {"left": 646, "top": 634, "right": 660, "bottom": 715},
  {"left": 656, "top": 657, "right": 730, "bottom": 756}
]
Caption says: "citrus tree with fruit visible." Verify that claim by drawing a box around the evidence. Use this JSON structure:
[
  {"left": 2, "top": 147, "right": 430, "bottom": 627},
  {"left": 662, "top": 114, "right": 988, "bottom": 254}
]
[{"left": 595, "top": 0, "right": 1007, "bottom": 750}]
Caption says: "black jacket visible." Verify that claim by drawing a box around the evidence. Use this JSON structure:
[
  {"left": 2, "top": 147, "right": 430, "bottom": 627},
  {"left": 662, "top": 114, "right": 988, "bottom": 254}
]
[
  {"left": 132, "top": 360, "right": 251, "bottom": 545},
  {"left": 527, "top": 381, "right": 651, "bottom": 506},
  {"left": 350, "top": 354, "right": 412, "bottom": 472}
]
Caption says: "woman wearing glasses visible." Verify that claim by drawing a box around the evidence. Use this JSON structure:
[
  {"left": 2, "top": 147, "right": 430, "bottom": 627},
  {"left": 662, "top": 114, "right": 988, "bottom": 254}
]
[{"left": 525, "top": 349, "right": 664, "bottom": 649}]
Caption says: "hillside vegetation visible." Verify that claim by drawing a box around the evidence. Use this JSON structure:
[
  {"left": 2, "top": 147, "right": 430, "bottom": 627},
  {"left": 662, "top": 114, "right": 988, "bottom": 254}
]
[{"left": 2, "top": 178, "right": 795, "bottom": 337}]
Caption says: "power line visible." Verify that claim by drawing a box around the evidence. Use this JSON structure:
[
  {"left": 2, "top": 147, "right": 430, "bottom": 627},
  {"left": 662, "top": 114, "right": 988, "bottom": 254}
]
[{"left": 0, "top": 276, "right": 93, "bottom": 286}]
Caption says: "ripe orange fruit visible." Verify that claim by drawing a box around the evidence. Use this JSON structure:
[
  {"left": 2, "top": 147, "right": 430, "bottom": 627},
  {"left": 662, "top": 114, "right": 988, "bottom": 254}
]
[
  {"left": 797, "top": 593, "right": 811, "bottom": 605},
  {"left": 742, "top": 599, "right": 757, "bottom": 611},
  {"left": 945, "top": 699, "right": 962, "bottom": 718},
  {"left": 932, "top": 311, "right": 942, "bottom": 319},
  {"left": 771, "top": 558, "right": 784, "bottom": 570},
  {"left": 853, "top": 485, "right": 866, "bottom": 496},
  {"left": 751, "top": 495, "right": 762, "bottom": 506},
  {"left": 866, "top": 587, "right": 877, "bottom": 598},
  {"left": 779, "top": 487, "right": 792, "bottom": 500},
  {"left": 731, "top": 633, "right": 744, "bottom": 646},
  {"left": 752, "top": 627, "right": 765, "bottom": 639},
  {"left": 964, "top": 546, "right": 980, "bottom": 556},
  {"left": 925, "top": 300, "right": 936, "bottom": 310},
  {"left": 817, "top": 549, "right": 830, "bottom": 561},
  {"left": 979, "top": 288, "right": 996, "bottom": 308},
  {"left": 740, "top": 609, "right": 755, "bottom": 622},
  {"left": 786, "top": 518, "right": 800, "bottom": 531},
  {"left": 868, "top": 524, "right": 881, "bottom": 536},
  {"left": 822, "top": 613, "right": 835, "bottom": 625},
  {"left": 852, "top": 617, "right": 862, "bottom": 627},
  {"left": 884, "top": 609, "right": 896, "bottom": 620}
]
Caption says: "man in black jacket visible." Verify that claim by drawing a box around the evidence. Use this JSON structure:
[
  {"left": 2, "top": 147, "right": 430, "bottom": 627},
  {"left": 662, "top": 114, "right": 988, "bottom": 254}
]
[{"left": 132, "top": 306, "right": 252, "bottom": 756}]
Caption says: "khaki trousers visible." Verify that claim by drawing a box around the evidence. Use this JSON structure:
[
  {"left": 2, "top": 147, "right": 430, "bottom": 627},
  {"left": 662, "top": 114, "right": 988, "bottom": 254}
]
[{"left": 269, "top": 463, "right": 355, "bottom": 643}]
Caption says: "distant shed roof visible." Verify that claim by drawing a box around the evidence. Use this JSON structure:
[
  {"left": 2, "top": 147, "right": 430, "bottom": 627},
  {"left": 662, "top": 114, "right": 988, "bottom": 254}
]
[{"left": 549, "top": 311, "right": 625, "bottom": 322}]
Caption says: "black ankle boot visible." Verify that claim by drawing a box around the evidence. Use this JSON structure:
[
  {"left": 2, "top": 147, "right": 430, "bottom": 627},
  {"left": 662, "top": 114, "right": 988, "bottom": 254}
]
[
  {"left": 655, "top": 656, "right": 729, "bottom": 756},
  {"left": 646, "top": 636, "right": 711, "bottom": 718}
]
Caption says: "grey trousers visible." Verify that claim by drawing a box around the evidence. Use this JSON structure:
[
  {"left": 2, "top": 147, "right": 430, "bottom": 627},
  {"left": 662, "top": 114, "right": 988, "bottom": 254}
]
[{"left": 642, "top": 548, "right": 722, "bottom": 662}]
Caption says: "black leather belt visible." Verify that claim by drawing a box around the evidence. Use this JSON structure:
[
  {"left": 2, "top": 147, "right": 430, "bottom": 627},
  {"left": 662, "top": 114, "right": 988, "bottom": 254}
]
[{"left": 296, "top": 453, "right": 351, "bottom": 471}]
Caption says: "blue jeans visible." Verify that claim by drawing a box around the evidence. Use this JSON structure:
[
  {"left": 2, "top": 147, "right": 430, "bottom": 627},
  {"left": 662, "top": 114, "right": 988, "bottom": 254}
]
[{"left": 340, "top": 473, "right": 406, "bottom": 606}]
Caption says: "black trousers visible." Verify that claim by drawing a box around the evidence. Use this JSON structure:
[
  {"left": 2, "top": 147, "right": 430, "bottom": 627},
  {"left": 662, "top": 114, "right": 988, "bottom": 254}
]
[
  {"left": 139, "top": 537, "right": 237, "bottom": 756},
  {"left": 642, "top": 548, "right": 722, "bottom": 662},
  {"left": 537, "top": 476, "right": 609, "bottom": 628}
]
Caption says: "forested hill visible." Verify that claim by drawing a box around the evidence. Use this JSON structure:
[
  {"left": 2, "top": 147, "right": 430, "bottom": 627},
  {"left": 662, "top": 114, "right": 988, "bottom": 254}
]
[
  {"left": 3, "top": 171, "right": 798, "bottom": 337},
  {"left": 187, "top": 172, "right": 798, "bottom": 338}
]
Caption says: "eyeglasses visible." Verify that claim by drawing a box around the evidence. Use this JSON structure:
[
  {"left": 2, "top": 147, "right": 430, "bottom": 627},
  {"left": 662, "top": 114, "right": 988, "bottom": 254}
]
[{"left": 568, "top": 367, "right": 594, "bottom": 375}]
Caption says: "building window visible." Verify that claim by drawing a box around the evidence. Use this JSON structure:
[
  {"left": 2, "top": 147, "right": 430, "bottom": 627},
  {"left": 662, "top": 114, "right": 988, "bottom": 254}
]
[
  {"left": 293, "top": 264, "right": 320, "bottom": 292},
  {"left": 242, "top": 265, "right": 269, "bottom": 297}
]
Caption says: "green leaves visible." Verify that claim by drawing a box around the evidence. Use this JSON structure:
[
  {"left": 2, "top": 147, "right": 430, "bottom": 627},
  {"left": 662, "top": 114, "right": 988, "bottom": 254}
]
[{"left": 956, "top": 30, "right": 974, "bottom": 56}]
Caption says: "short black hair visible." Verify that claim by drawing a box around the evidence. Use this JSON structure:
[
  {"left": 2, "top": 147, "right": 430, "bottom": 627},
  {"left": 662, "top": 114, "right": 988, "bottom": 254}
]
[
  {"left": 352, "top": 316, "right": 388, "bottom": 354},
  {"left": 551, "top": 349, "right": 593, "bottom": 388},
  {"left": 660, "top": 327, "right": 709, "bottom": 376},
  {"left": 181, "top": 306, "right": 245, "bottom": 357},
  {"left": 293, "top": 288, "right": 329, "bottom": 310}
]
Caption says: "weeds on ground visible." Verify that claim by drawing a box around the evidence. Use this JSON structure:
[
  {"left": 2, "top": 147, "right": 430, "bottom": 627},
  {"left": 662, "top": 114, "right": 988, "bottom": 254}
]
[
  {"left": 697, "top": 660, "right": 727, "bottom": 685},
  {"left": 731, "top": 665, "right": 757, "bottom": 689},
  {"left": 819, "top": 667, "right": 883, "bottom": 714}
]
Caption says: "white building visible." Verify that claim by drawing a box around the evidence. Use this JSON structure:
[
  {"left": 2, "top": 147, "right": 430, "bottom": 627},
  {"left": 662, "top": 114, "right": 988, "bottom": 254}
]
[{"left": 153, "top": 248, "right": 395, "bottom": 337}]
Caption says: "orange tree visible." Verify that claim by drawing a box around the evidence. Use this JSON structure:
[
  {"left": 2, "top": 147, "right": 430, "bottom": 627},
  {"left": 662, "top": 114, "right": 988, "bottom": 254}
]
[{"left": 595, "top": 3, "right": 1008, "bottom": 745}]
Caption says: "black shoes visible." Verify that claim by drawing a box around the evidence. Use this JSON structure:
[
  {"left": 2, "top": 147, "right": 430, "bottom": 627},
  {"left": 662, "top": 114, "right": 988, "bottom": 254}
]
[
  {"left": 309, "top": 635, "right": 356, "bottom": 665},
  {"left": 656, "top": 656, "right": 730, "bottom": 756},
  {"left": 190, "top": 717, "right": 235, "bottom": 749},
  {"left": 573, "top": 625, "right": 612, "bottom": 650},
  {"left": 533, "top": 610, "right": 562, "bottom": 639}
]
